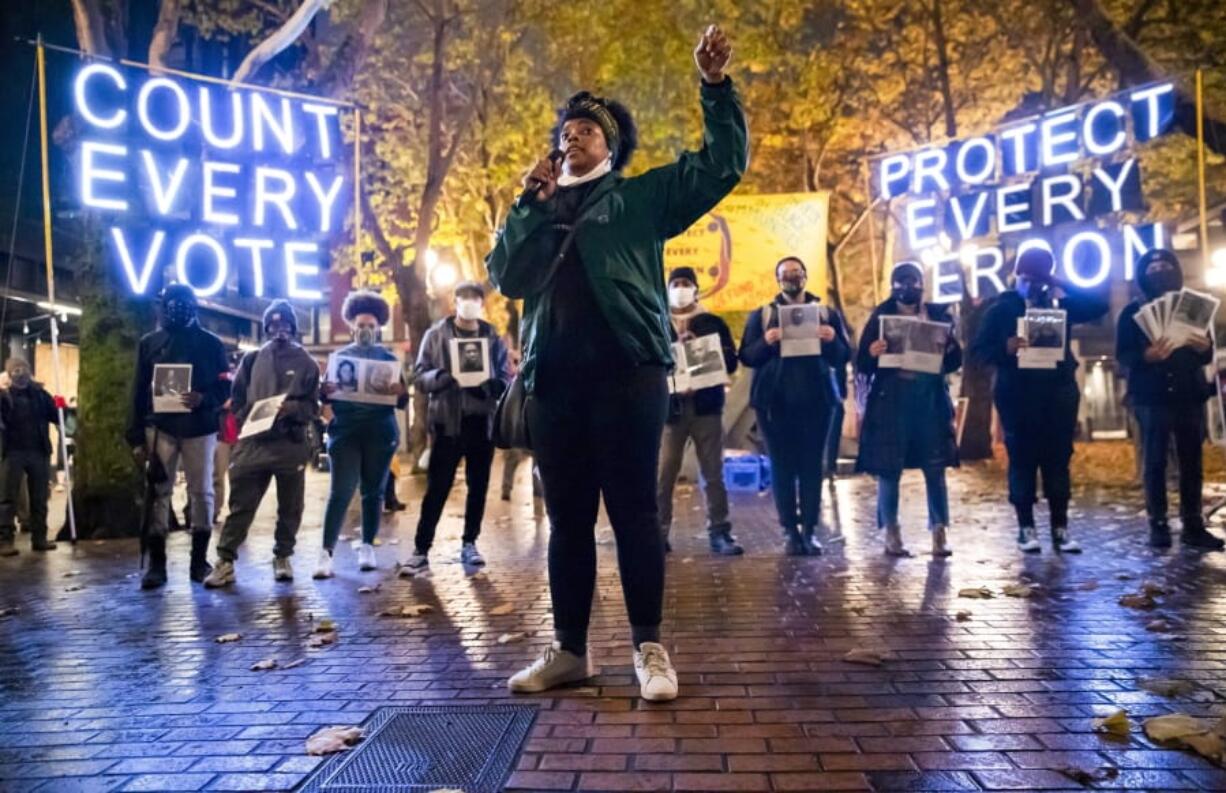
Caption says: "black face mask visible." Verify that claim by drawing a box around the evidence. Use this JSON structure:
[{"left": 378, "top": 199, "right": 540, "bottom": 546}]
[
  {"left": 1144, "top": 269, "right": 1182, "bottom": 298},
  {"left": 163, "top": 300, "right": 196, "bottom": 330},
  {"left": 893, "top": 286, "right": 923, "bottom": 306},
  {"left": 780, "top": 277, "right": 805, "bottom": 296}
]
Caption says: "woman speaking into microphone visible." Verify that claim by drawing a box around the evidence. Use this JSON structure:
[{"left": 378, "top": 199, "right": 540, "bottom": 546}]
[{"left": 486, "top": 25, "right": 747, "bottom": 702}]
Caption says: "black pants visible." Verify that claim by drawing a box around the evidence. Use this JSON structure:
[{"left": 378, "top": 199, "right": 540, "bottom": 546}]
[
  {"left": 759, "top": 401, "right": 832, "bottom": 531},
  {"left": 216, "top": 467, "right": 306, "bottom": 561},
  {"left": 414, "top": 416, "right": 496, "bottom": 552},
  {"left": 528, "top": 365, "right": 668, "bottom": 644},
  {"left": 0, "top": 450, "right": 49, "bottom": 541},
  {"left": 996, "top": 381, "right": 1078, "bottom": 529},
  {"left": 1135, "top": 404, "right": 1204, "bottom": 526}
]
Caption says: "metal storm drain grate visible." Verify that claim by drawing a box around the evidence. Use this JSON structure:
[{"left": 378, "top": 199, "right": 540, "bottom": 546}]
[{"left": 296, "top": 705, "right": 537, "bottom": 793}]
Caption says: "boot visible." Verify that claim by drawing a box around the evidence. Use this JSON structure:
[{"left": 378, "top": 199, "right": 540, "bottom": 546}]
[
  {"left": 1181, "top": 517, "right": 1225, "bottom": 552},
  {"left": 31, "top": 533, "right": 57, "bottom": 552},
  {"left": 141, "top": 535, "right": 168, "bottom": 589},
  {"left": 931, "top": 525, "right": 952, "bottom": 557},
  {"left": 189, "top": 531, "right": 213, "bottom": 583},
  {"left": 801, "top": 525, "right": 823, "bottom": 556},
  {"left": 884, "top": 524, "right": 910, "bottom": 557},
  {"left": 709, "top": 528, "right": 744, "bottom": 556},
  {"left": 784, "top": 526, "right": 807, "bottom": 556},
  {"left": 1149, "top": 519, "right": 1172, "bottom": 549}
]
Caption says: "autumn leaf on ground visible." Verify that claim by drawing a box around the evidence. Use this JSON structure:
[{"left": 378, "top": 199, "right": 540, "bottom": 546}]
[
  {"left": 1057, "top": 765, "right": 1119, "bottom": 785},
  {"left": 958, "top": 587, "right": 993, "bottom": 599},
  {"left": 489, "top": 603, "right": 515, "bottom": 616},
  {"left": 842, "top": 648, "right": 885, "bottom": 666},
  {"left": 314, "top": 619, "right": 338, "bottom": 633},
  {"left": 497, "top": 632, "right": 527, "bottom": 644},
  {"left": 1119, "top": 593, "right": 1156, "bottom": 609},
  {"left": 307, "top": 632, "right": 338, "bottom": 648},
  {"left": 1002, "top": 583, "right": 1035, "bottom": 598},
  {"left": 357, "top": 584, "right": 381, "bottom": 594},
  {"left": 251, "top": 658, "right": 278, "bottom": 671},
  {"left": 283, "top": 658, "right": 307, "bottom": 670},
  {"left": 215, "top": 633, "right": 242, "bottom": 644},
  {"left": 380, "top": 604, "right": 433, "bottom": 618},
  {"left": 305, "top": 725, "right": 364, "bottom": 756},
  {"left": 1143, "top": 713, "right": 1209, "bottom": 742},
  {"left": 1092, "top": 708, "right": 1131, "bottom": 737},
  {"left": 955, "top": 610, "right": 973, "bottom": 621},
  {"left": 1140, "top": 580, "right": 1167, "bottom": 597}
]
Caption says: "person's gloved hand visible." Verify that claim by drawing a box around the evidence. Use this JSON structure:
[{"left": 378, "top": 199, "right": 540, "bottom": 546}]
[{"left": 53, "top": 395, "right": 67, "bottom": 410}]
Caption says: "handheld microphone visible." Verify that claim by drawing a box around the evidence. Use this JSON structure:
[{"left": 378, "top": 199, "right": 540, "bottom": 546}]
[{"left": 517, "top": 149, "right": 565, "bottom": 207}]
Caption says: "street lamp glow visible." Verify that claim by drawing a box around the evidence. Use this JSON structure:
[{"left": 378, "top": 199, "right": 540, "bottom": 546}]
[{"left": 1205, "top": 247, "right": 1226, "bottom": 289}]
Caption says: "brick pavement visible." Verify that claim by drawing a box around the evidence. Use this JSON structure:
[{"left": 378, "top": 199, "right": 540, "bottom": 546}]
[{"left": 3, "top": 454, "right": 1226, "bottom": 791}]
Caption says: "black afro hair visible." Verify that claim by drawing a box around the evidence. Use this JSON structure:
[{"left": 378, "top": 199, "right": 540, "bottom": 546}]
[
  {"left": 552, "top": 92, "right": 639, "bottom": 172},
  {"left": 341, "top": 290, "right": 390, "bottom": 326}
]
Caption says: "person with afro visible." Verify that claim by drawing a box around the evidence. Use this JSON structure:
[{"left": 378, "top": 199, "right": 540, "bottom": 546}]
[
  {"left": 314, "top": 290, "right": 408, "bottom": 579},
  {"left": 487, "top": 24, "right": 747, "bottom": 702}
]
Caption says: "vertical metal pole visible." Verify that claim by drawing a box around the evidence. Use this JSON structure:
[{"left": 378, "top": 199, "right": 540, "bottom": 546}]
[
  {"left": 36, "top": 36, "right": 78, "bottom": 542},
  {"left": 862, "top": 162, "right": 882, "bottom": 304},
  {"left": 1196, "top": 69, "right": 1210, "bottom": 261},
  {"left": 353, "top": 107, "right": 362, "bottom": 271}
]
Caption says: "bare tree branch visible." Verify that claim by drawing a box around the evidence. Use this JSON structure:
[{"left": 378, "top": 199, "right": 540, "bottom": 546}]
[
  {"left": 148, "top": 0, "right": 184, "bottom": 70},
  {"left": 69, "top": 0, "right": 111, "bottom": 56},
  {"left": 231, "top": 0, "right": 332, "bottom": 85}
]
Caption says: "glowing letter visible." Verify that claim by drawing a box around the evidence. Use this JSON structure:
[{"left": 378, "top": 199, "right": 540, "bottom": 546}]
[
  {"left": 955, "top": 137, "right": 995, "bottom": 185},
  {"left": 302, "top": 103, "right": 339, "bottom": 159},
  {"left": 140, "top": 150, "right": 188, "bottom": 215},
  {"left": 929, "top": 253, "right": 963, "bottom": 305},
  {"left": 1000, "top": 122, "right": 1036, "bottom": 175},
  {"left": 110, "top": 227, "right": 165, "bottom": 294},
  {"left": 81, "top": 141, "right": 129, "bottom": 211},
  {"left": 996, "top": 183, "right": 1032, "bottom": 233},
  {"left": 74, "top": 63, "right": 127, "bottom": 129},
  {"left": 1040, "top": 109, "right": 1079, "bottom": 166},
  {"left": 1040, "top": 174, "right": 1085, "bottom": 226},
  {"left": 251, "top": 93, "right": 294, "bottom": 154},
  {"left": 879, "top": 154, "right": 911, "bottom": 199},
  {"left": 949, "top": 191, "right": 990, "bottom": 241},
  {"left": 906, "top": 198, "right": 939, "bottom": 249},
  {"left": 1123, "top": 222, "right": 1165, "bottom": 281},
  {"left": 203, "top": 162, "right": 242, "bottom": 226},
  {"left": 1083, "top": 100, "right": 1126, "bottom": 155},
  {"left": 254, "top": 167, "right": 299, "bottom": 230},
  {"left": 200, "top": 87, "right": 244, "bottom": 149},
  {"left": 176, "top": 233, "right": 229, "bottom": 297},
  {"left": 1130, "top": 83, "right": 1175, "bottom": 140},
  {"left": 967, "top": 246, "right": 1006, "bottom": 298},
  {"left": 304, "top": 173, "right": 344, "bottom": 232},
  {"left": 911, "top": 148, "right": 950, "bottom": 193},
  {"left": 137, "top": 77, "right": 190, "bottom": 142},
  {"left": 1091, "top": 158, "right": 1136, "bottom": 213},
  {"left": 234, "top": 238, "right": 275, "bottom": 297},
  {"left": 285, "top": 242, "right": 323, "bottom": 300},
  {"left": 1062, "top": 231, "right": 1112, "bottom": 288}
]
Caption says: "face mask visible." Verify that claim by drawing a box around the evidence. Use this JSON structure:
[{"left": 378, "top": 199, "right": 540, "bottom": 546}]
[
  {"left": 668, "top": 286, "right": 697, "bottom": 310},
  {"left": 780, "top": 277, "right": 805, "bottom": 296},
  {"left": 355, "top": 326, "right": 378, "bottom": 347},
  {"left": 893, "top": 285, "right": 923, "bottom": 306},
  {"left": 163, "top": 300, "right": 195, "bottom": 329},
  {"left": 456, "top": 299, "right": 484, "bottom": 321},
  {"left": 1144, "top": 269, "right": 1182, "bottom": 297},
  {"left": 7, "top": 369, "right": 30, "bottom": 389}
]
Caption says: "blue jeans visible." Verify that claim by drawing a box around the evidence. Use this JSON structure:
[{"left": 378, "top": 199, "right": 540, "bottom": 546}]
[
  {"left": 321, "top": 421, "right": 398, "bottom": 549},
  {"left": 876, "top": 467, "right": 949, "bottom": 530}
]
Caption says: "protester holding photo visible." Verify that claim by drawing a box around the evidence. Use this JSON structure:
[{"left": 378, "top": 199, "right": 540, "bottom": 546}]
[
  {"left": 401, "top": 281, "right": 509, "bottom": 573},
  {"left": 315, "top": 290, "right": 408, "bottom": 578},
  {"left": 1117, "top": 249, "right": 1223, "bottom": 551},
  {"left": 205, "top": 301, "right": 321, "bottom": 587},
  {"left": 739, "top": 256, "right": 851, "bottom": 556},
  {"left": 656, "top": 266, "right": 742, "bottom": 556},
  {"left": 487, "top": 25, "right": 746, "bottom": 702},
  {"left": 856, "top": 262, "right": 961, "bottom": 558},
  {"left": 127, "top": 284, "right": 230, "bottom": 589},
  {"left": 971, "top": 248, "right": 1107, "bottom": 554}
]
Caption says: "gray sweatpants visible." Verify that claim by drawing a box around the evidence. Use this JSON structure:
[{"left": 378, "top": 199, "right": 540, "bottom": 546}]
[
  {"left": 147, "top": 429, "right": 216, "bottom": 538},
  {"left": 656, "top": 400, "right": 730, "bottom": 540}
]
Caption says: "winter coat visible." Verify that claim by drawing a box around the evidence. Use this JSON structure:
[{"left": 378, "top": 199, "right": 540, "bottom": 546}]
[
  {"left": 485, "top": 78, "right": 749, "bottom": 395},
  {"left": 0, "top": 384, "right": 58, "bottom": 458},
  {"left": 668, "top": 310, "right": 738, "bottom": 420},
  {"left": 228, "top": 341, "right": 321, "bottom": 474},
  {"left": 414, "top": 316, "right": 511, "bottom": 439},
  {"left": 854, "top": 300, "right": 961, "bottom": 475},
  {"left": 738, "top": 292, "right": 852, "bottom": 415},
  {"left": 1117, "top": 298, "right": 1213, "bottom": 406},
  {"left": 127, "top": 322, "right": 230, "bottom": 446},
  {"left": 324, "top": 343, "right": 408, "bottom": 440}
]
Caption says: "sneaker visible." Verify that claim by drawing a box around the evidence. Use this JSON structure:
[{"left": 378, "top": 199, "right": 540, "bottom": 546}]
[
  {"left": 1149, "top": 520, "right": 1173, "bottom": 549},
  {"left": 633, "top": 642, "right": 678, "bottom": 702},
  {"left": 508, "top": 642, "right": 594, "bottom": 693},
  {"left": 460, "top": 542, "right": 486, "bottom": 566},
  {"left": 784, "top": 528, "right": 807, "bottom": 556},
  {"left": 273, "top": 557, "right": 294, "bottom": 581},
  {"left": 1017, "top": 526, "right": 1041, "bottom": 553},
  {"left": 399, "top": 551, "right": 429, "bottom": 576},
  {"left": 801, "top": 527, "right": 823, "bottom": 556},
  {"left": 931, "top": 525, "right": 952, "bottom": 557},
  {"left": 357, "top": 543, "right": 377, "bottom": 571},
  {"left": 884, "top": 525, "right": 910, "bottom": 557},
  {"left": 1052, "top": 526, "right": 1081, "bottom": 554},
  {"left": 709, "top": 530, "right": 744, "bottom": 556},
  {"left": 31, "top": 536, "right": 57, "bottom": 552},
  {"left": 1182, "top": 527, "right": 1226, "bottom": 552},
  {"left": 204, "top": 559, "right": 235, "bottom": 588},
  {"left": 313, "top": 549, "right": 334, "bottom": 579}
]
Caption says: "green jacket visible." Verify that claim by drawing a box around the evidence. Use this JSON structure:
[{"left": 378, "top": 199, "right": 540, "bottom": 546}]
[{"left": 485, "top": 78, "right": 749, "bottom": 393}]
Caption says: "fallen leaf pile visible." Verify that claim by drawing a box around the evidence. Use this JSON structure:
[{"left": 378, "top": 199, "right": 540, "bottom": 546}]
[
  {"left": 215, "top": 633, "right": 242, "bottom": 644},
  {"left": 305, "top": 725, "right": 364, "bottom": 756},
  {"left": 842, "top": 648, "right": 885, "bottom": 666}
]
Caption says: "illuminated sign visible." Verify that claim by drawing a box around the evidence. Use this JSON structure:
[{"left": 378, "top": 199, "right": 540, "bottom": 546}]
[
  {"left": 871, "top": 82, "right": 1176, "bottom": 302},
  {"left": 71, "top": 62, "right": 350, "bottom": 300}
]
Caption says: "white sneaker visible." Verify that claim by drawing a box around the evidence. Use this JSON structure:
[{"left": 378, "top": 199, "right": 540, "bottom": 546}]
[
  {"left": 399, "top": 551, "right": 429, "bottom": 577},
  {"left": 313, "top": 549, "right": 334, "bottom": 579},
  {"left": 204, "top": 559, "right": 235, "bottom": 588},
  {"left": 633, "top": 642, "right": 679, "bottom": 702},
  {"left": 273, "top": 557, "right": 294, "bottom": 581},
  {"left": 508, "top": 643, "right": 594, "bottom": 694},
  {"left": 1017, "top": 526, "right": 1041, "bottom": 553},
  {"left": 1052, "top": 526, "right": 1081, "bottom": 554},
  {"left": 358, "top": 543, "right": 377, "bottom": 571}
]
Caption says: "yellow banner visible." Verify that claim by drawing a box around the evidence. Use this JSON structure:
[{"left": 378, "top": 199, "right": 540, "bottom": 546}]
[{"left": 664, "top": 192, "right": 829, "bottom": 312}]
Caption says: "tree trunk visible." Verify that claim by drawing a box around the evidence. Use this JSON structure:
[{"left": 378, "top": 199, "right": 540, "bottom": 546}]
[
  {"left": 957, "top": 298, "right": 995, "bottom": 461},
  {"left": 929, "top": 0, "right": 959, "bottom": 139}
]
